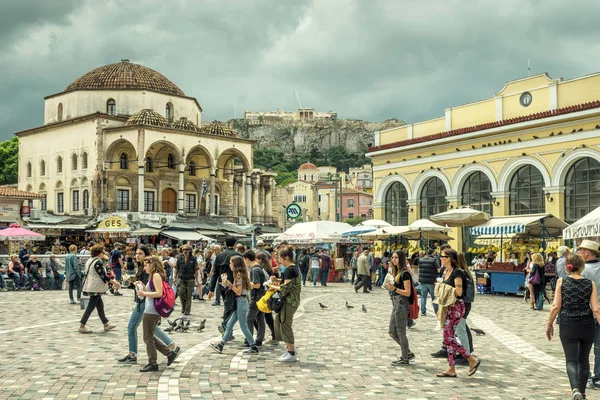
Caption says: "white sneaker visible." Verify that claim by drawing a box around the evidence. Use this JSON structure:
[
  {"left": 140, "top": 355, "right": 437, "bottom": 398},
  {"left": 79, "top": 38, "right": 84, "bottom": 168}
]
[{"left": 277, "top": 352, "right": 297, "bottom": 362}]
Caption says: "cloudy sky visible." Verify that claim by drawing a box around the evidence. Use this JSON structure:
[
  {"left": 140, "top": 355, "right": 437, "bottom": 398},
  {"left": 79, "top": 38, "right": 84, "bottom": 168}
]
[{"left": 1, "top": 0, "right": 600, "bottom": 140}]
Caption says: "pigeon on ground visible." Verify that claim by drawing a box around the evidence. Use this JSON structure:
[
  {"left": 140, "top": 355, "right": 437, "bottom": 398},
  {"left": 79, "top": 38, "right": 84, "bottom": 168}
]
[
  {"left": 345, "top": 301, "right": 354, "bottom": 309},
  {"left": 319, "top": 302, "right": 328, "bottom": 309},
  {"left": 472, "top": 328, "right": 486, "bottom": 336},
  {"left": 198, "top": 319, "right": 206, "bottom": 330},
  {"left": 362, "top": 305, "right": 367, "bottom": 313},
  {"left": 167, "top": 319, "right": 178, "bottom": 328}
]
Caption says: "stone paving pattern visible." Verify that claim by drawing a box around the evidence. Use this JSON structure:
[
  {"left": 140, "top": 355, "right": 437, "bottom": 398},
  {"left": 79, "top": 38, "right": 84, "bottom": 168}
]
[{"left": 0, "top": 283, "right": 583, "bottom": 399}]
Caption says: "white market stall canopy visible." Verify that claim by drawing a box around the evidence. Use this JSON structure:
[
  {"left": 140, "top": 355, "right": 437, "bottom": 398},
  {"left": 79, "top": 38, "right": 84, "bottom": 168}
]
[
  {"left": 470, "top": 213, "right": 568, "bottom": 238},
  {"left": 277, "top": 221, "right": 352, "bottom": 244},
  {"left": 563, "top": 205, "right": 600, "bottom": 240},
  {"left": 161, "top": 230, "right": 214, "bottom": 242}
]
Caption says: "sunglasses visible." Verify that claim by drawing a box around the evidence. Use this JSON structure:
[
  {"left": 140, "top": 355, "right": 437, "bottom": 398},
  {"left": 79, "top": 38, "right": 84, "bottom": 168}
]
[{"left": 440, "top": 255, "right": 450, "bottom": 258}]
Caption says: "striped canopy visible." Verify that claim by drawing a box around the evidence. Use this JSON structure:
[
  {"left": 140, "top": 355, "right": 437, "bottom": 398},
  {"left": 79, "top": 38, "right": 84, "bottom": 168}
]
[{"left": 470, "top": 213, "right": 568, "bottom": 238}]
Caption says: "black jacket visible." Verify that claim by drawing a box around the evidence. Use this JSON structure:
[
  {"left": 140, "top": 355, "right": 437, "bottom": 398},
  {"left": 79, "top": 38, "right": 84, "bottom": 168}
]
[
  {"left": 418, "top": 255, "right": 440, "bottom": 285},
  {"left": 176, "top": 255, "right": 198, "bottom": 280},
  {"left": 209, "top": 247, "right": 240, "bottom": 292}
]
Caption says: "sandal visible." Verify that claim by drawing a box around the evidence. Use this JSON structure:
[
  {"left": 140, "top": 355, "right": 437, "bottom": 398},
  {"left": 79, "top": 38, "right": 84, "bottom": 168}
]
[
  {"left": 468, "top": 359, "right": 481, "bottom": 376},
  {"left": 436, "top": 372, "right": 457, "bottom": 378}
]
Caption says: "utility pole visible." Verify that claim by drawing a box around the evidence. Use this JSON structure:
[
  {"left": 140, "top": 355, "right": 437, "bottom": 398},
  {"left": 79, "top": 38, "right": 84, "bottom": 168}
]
[{"left": 339, "top": 173, "right": 343, "bottom": 223}]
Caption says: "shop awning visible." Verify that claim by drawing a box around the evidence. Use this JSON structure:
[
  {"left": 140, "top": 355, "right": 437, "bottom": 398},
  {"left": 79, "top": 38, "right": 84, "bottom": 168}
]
[
  {"left": 131, "top": 228, "right": 163, "bottom": 236},
  {"left": 563, "top": 205, "right": 600, "bottom": 240},
  {"left": 196, "top": 230, "right": 225, "bottom": 237},
  {"left": 470, "top": 213, "right": 568, "bottom": 237},
  {"left": 86, "top": 228, "right": 131, "bottom": 233},
  {"left": 161, "top": 230, "right": 213, "bottom": 242},
  {"left": 27, "top": 224, "right": 88, "bottom": 230}
]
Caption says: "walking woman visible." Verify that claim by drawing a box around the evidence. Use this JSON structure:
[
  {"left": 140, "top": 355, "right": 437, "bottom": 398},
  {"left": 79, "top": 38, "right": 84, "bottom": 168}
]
[
  {"left": 350, "top": 252, "right": 358, "bottom": 285},
  {"left": 210, "top": 255, "right": 260, "bottom": 354},
  {"left": 79, "top": 244, "right": 118, "bottom": 334},
  {"left": 530, "top": 253, "right": 546, "bottom": 311},
  {"left": 384, "top": 250, "right": 414, "bottom": 366},
  {"left": 436, "top": 248, "right": 481, "bottom": 378},
  {"left": 547, "top": 253, "right": 600, "bottom": 400},
  {"left": 270, "top": 246, "right": 301, "bottom": 362},
  {"left": 65, "top": 244, "right": 82, "bottom": 304},
  {"left": 257, "top": 252, "right": 277, "bottom": 344},
  {"left": 136, "top": 256, "right": 178, "bottom": 372},
  {"left": 118, "top": 245, "right": 179, "bottom": 364}
]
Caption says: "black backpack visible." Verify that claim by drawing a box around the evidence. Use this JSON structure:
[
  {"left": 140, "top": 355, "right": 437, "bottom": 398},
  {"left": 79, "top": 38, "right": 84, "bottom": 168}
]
[{"left": 267, "top": 291, "right": 284, "bottom": 313}]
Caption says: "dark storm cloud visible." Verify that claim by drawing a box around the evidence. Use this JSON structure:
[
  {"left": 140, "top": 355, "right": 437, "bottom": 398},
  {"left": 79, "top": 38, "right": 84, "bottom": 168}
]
[{"left": 1, "top": 0, "right": 600, "bottom": 140}]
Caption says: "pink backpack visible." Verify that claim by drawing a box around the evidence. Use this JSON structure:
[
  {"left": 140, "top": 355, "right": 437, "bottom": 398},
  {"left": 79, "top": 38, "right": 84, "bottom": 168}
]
[{"left": 149, "top": 278, "right": 175, "bottom": 318}]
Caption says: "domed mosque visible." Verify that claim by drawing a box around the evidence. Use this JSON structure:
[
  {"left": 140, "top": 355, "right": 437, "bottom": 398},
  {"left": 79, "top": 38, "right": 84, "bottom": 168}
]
[{"left": 14, "top": 59, "right": 275, "bottom": 228}]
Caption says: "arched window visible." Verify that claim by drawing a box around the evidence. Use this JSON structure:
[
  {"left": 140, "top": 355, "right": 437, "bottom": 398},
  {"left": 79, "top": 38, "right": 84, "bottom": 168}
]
[
  {"left": 167, "top": 153, "right": 175, "bottom": 169},
  {"left": 310, "top": 174, "right": 314, "bottom": 181},
  {"left": 189, "top": 161, "right": 197, "bottom": 176},
  {"left": 384, "top": 182, "right": 409, "bottom": 226},
  {"left": 26, "top": 162, "right": 32, "bottom": 178},
  {"left": 509, "top": 165, "right": 545, "bottom": 215},
  {"left": 303, "top": 174, "right": 307, "bottom": 181},
  {"left": 58, "top": 103, "right": 63, "bottom": 121},
  {"left": 564, "top": 157, "right": 600, "bottom": 223},
  {"left": 71, "top": 154, "right": 77, "bottom": 171},
  {"left": 83, "top": 189, "right": 89, "bottom": 209},
  {"left": 82, "top": 152, "right": 88, "bottom": 169},
  {"left": 119, "top": 153, "right": 128, "bottom": 170},
  {"left": 166, "top": 102, "right": 173, "bottom": 122},
  {"left": 420, "top": 177, "right": 447, "bottom": 219},
  {"left": 40, "top": 160, "right": 46, "bottom": 176},
  {"left": 106, "top": 99, "right": 116, "bottom": 116},
  {"left": 57, "top": 156, "right": 63, "bottom": 173},
  {"left": 145, "top": 157, "right": 153, "bottom": 173},
  {"left": 461, "top": 171, "right": 493, "bottom": 215}
]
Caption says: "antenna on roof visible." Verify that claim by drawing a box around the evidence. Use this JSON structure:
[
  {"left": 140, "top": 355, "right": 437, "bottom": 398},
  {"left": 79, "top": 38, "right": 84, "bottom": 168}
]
[{"left": 528, "top": 58, "right": 531, "bottom": 77}]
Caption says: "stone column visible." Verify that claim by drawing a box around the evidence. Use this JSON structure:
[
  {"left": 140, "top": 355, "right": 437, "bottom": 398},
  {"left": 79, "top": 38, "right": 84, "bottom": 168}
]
[
  {"left": 209, "top": 167, "right": 217, "bottom": 216},
  {"left": 232, "top": 175, "right": 240, "bottom": 218},
  {"left": 245, "top": 173, "right": 252, "bottom": 223},
  {"left": 264, "top": 178, "right": 273, "bottom": 218},
  {"left": 251, "top": 173, "right": 260, "bottom": 221},
  {"left": 236, "top": 174, "right": 245, "bottom": 217},
  {"left": 137, "top": 129, "right": 145, "bottom": 213},
  {"left": 178, "top": 163, "right": 185, "bottom": 215}
]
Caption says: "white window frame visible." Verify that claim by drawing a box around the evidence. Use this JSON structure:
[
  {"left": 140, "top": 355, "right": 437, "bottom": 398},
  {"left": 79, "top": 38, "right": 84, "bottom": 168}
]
[
  {"left": 116, "top": 187, "right": 131, "bottom": 211},
  {"left": 144, "top": 190, "right": 157, "bottom": 212},
  {"left": 347, "top": 198, "right": 355, "bottom": 208}
]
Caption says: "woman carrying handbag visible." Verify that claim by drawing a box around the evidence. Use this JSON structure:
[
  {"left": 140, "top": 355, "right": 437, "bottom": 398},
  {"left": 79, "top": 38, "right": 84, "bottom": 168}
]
[{"left": 79, "top": 244, "right": 119, "bottom": 334}]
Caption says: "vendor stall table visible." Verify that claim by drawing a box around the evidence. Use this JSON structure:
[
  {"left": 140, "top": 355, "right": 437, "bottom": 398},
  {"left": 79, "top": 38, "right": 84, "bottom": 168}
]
[{"left": 474, "top": 269, "right": 524, "bottom": 295}]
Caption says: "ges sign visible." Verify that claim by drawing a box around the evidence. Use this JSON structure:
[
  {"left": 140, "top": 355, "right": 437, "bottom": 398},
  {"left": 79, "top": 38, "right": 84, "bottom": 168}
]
[{"left": 98, "top": 216, "right": 130, "bottom": 230}]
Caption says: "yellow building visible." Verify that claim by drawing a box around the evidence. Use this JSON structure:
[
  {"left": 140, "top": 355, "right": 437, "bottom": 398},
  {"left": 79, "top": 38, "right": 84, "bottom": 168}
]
[{"left": 368, "top": 72, "right": 600, "bottom": 249}]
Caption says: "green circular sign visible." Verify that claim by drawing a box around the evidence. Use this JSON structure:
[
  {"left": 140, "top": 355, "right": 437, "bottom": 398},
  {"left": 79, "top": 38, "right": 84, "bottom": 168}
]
[{"left": 286, "top": 203, "right": 302, "bottom": 219}]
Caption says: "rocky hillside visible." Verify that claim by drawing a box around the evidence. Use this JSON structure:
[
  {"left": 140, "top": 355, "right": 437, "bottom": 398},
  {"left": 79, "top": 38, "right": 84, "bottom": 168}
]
[{"left": 229, "top": 118, "right": 405, "bottom": 154}]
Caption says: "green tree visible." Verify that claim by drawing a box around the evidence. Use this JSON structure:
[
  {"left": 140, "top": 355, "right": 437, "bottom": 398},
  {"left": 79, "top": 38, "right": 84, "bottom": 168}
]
[
  {"left": 0, "top": 137, "right": 19, "bottom": 185},
  {"left": 344, "top": 216, "right": 366, "bottom": 226}
]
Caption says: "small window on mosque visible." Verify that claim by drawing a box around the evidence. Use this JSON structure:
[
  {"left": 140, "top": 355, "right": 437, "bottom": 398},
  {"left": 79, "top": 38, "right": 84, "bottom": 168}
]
[
  {"left": 168, "top": 153, "right": 175, "bottom": 169},
  {"left": 107, "top": 99, "right": 116, "bottom": 116},
  {"left": 120, "top": 153, "right": 128, "bottom": 170},
  {"left": 166, "top": 103, "right": 173, "bottom": 122},
  {"left": 58, "top": 103, "right": 63, "bottom": 121}
]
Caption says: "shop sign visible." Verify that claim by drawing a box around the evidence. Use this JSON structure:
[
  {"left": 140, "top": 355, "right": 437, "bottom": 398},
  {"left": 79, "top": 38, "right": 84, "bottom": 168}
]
[
  {"left": 0, "top": 203, "right": 20, "bottom": 218},
  {"left": 21, "top": 206, "right": 30, "bottom": 216},
  {"left": 98, "top": 216, "right": 130, "bottom": 230}
]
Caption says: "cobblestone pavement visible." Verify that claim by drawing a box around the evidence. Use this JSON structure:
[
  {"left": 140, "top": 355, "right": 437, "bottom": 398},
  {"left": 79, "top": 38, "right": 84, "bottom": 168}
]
[{"left": 0, "top": 283, "right": 585, "bottom": 399}]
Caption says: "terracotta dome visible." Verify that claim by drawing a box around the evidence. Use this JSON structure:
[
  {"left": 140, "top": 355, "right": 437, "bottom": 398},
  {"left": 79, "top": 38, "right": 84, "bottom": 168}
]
[
  {"left": 172, "top": 117, "right": 200, "bottom": 132},
  {"left": 65, "top": 59, "right": 185, "bottom": 96},
  {"left": 201, "top": 121, "right": 239, "bottom": 138},
  {"left": 298, "top": 162, "right": 317, "bottom": 170},
  {"left": 124, "top": 109, "right": 170, "bottom": 128}
]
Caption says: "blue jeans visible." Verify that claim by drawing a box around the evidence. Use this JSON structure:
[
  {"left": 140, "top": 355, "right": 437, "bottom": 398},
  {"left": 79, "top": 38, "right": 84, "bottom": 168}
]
[
  {"left": 455, "top": 318, "right": 472, "bottom": 352},
  {"left": 113, "top": 266, "right": 122, "bottom": 281},
  {"left": 320, "top": 269, "right": 329, "bottom": 286},
  {"left": 535, "top": 287, "right": 544, "bottom": 310},
  {"left": 420, "top": 283, "right": 438, "bottom": 315},
  {"left": 311, "top": 269, "right": 319, "bottom": 286},
  {"left": 46, "top": 272, "right": 64, "bottom": 290},
  {"left": 376, "top": 266, "right": 385, "bottom": 286},
  {"left": 593, "top": 322, "right": 600, "bottom": 379},
  {"left": 301, "top": 269, "right": 308, "bottom": 286},
  {"left": 127, "top": 301, "right": 174, "bottom": 355},
  {"left": 223, "top": 296, "right": 255, "bottom": 345},
  {"left": 0, "top": 274, "right": 5, "bottom": 288},
  {"left": 13, "top": 273, "right": 28, "bottom": 289}
]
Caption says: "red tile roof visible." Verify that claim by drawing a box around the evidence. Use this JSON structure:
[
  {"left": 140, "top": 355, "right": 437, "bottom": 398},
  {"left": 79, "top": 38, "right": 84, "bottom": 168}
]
[
  {"left": 0, "top": 186, "right": 46, "bottom": 199},
  {"left": 367, "top": 100, "right": 600, "bottom": 153}
]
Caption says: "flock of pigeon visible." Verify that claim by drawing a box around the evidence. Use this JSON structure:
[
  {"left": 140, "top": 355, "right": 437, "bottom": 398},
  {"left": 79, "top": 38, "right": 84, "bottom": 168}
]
[
  {"left": 318, "top": 301, "right": 368, "bottom": 313},
  {"left": 162, "top": 317, "right": 207, "bottom": 333}
]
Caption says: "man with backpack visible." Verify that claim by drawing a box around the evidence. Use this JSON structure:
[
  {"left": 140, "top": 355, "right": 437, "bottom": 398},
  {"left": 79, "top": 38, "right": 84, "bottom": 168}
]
[
  {"left": 296, "top": 249, "right": 309, "bottom": 287},
  {"left": 175, "top": 244, "right": 198, "bottom": 316},
  {"left": 319, "top": 249, "right": 331, "bottom": 287},
  {"left": 208, "top": 237, "right": 241, "bottom": 335},
  {"left": 244, "top": 250, "right": 267, "bottom": 347},
  {"left": 109, "top": 243, "right": 124, "bottom": 296}
]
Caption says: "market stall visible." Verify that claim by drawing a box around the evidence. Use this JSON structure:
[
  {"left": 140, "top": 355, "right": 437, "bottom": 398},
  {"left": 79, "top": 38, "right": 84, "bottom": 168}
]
[
  {"left": 563, "top": 205, "right": 600, "bottom": 241},
  {"left": 0, "top": 224, "right": 46, "bottom": 254},
  {"left": 470, "top": 213, "right": 567, "bottom": 294}
]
